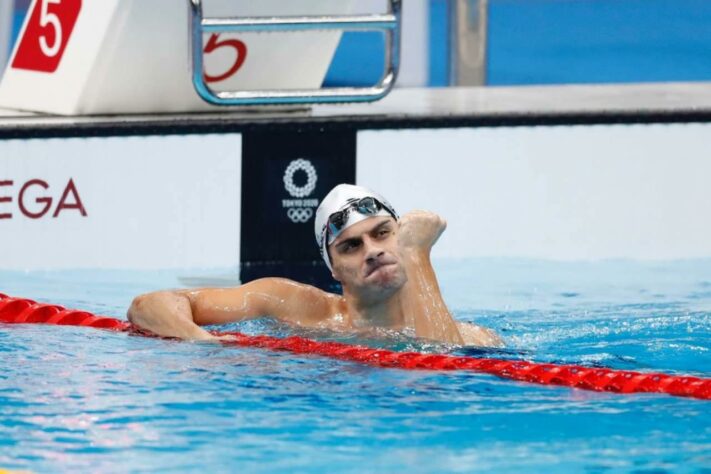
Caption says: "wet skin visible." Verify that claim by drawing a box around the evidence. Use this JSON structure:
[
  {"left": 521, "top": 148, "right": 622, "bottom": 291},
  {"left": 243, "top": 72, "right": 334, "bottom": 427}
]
[{"left": 128, "top": 211, "right": 503, "bottom": 347}]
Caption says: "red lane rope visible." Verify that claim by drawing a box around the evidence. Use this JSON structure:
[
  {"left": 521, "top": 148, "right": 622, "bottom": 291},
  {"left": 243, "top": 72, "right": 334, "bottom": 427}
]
[{"left": 1, "top": 293, "right": 709, "bottom": 400}]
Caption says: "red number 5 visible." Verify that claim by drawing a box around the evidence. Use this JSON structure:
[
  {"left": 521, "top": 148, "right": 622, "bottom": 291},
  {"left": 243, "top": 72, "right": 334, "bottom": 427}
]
[
  {"left": 12, "top": 0, "right": 82, "bottom": 73},
  {"left": 203, "top": 33, "right": 247, "bottom": 83}
]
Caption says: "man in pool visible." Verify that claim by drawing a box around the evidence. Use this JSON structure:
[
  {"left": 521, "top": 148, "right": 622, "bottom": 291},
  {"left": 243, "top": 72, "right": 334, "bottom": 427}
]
[{"left": 128, "top": 184, "right": 503, "bottom": 346}]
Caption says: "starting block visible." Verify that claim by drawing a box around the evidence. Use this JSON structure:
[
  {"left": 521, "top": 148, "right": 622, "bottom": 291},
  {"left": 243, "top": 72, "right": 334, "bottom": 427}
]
[{"left": 0, "top": 0, "right": 401, "bottom": 115}]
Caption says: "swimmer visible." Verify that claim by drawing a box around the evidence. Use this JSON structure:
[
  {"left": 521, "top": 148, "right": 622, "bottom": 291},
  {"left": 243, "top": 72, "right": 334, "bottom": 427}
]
[{"left": 128, "top": 184, "right": 503, "bottom": 347}]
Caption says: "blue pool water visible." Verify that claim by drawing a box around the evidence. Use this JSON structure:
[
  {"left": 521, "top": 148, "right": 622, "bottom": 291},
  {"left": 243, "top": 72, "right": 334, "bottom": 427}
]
[{"left": 1, "top": 259, "right": 710, "bottom": 473}]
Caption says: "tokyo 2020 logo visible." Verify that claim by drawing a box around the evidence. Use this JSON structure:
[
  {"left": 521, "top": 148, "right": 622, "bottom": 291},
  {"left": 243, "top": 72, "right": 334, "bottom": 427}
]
[
  {"left": 282, "top": 159, "right": 319, "bottom": 224},
  {"left": 286, "top": 208, "right": 313, "bottom": 223},
  {"left": 283, "top": 159, "right": 317, "bottom": 198}
]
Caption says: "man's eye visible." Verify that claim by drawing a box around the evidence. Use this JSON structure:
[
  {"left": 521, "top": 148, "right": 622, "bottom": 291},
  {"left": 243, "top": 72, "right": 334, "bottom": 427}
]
[
  {"left": 377, "top": 229, "right": 391, "bottom": 238},
  {"left": 341, "top": 241, "right": 360, "bottom": 253}
]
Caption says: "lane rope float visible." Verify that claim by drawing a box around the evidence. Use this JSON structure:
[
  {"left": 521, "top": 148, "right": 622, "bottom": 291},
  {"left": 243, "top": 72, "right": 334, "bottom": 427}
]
[{"left": 1, "top": 293, "right": 709, "bottom": 400}]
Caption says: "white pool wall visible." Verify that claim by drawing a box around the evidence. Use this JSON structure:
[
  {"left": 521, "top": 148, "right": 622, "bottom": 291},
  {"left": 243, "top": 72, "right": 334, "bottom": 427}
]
[
  {"left": 0, "top": 134, "right": 241, "bottom": 269},
  {"left": 1, "top": 123, "right": 711, "bottom": 270},
  {"left": 358, "top": 124, "right": 711, "bottom": 260}
]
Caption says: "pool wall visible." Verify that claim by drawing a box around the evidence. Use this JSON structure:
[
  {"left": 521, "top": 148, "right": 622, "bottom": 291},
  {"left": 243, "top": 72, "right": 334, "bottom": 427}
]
[
  {"left": 1, "top": 134, "right": 241, "bottom": 269},
  {"left": 2, "top": 119, "right": 711, "bottom": 273},
  {"left": 358, "top": 124, "right": 711, "bottom": 260}
]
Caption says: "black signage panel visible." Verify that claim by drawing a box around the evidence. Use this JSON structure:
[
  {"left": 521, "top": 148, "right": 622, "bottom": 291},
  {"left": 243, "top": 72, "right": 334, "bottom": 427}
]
[{"left": 240, "top": 130, "right": 356, "bottom": 291}]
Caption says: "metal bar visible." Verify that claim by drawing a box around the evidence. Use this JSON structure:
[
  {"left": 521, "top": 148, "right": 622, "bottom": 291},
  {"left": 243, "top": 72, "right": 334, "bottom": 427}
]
[
  {"left": 202, "top": 15, "right": 398, "bottom": 33},
  {"left": 189, "top": 0, "right": 402, "bottom": 106},
  {"left": 450, "top": 0, "right": 488, "bottom": 86},
  {"left": 0, "top": 0, "right": 13, "bottom": 77}
]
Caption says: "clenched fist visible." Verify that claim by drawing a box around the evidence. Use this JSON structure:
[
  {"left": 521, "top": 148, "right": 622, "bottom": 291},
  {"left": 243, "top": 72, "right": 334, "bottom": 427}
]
[{"left": 397, "top": 210, "right": 447, "bottom": 254}]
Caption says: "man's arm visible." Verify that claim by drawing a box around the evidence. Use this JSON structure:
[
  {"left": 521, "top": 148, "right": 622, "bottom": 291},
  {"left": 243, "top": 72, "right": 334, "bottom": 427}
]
[
  {"left": 397, "top": 211, "right": 504, "bottom": 347},
  {"left": 457, "top": 322, "right": 504, "bottom": 347},
  {"left": 397, "top": 211, "right": 464, "bottom": 345},
  {"left": 127, "top": 278, "right": 333, "bottom": 340}
]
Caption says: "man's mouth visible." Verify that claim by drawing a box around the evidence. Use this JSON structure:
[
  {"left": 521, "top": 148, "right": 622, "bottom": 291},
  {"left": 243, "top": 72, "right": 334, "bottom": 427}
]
[{"left": 365, "top": 262, "right": 395, "bottom": 278}]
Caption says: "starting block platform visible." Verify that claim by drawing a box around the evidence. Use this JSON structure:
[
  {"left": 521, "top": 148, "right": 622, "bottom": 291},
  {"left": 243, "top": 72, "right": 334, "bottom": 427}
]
[{"left": 0, "top": 0, "right": 403, "bottom": 115}]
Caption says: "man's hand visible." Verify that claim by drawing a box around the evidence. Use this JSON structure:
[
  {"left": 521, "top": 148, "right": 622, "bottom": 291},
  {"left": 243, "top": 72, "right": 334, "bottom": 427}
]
[
  {"left": 128, "top": 291, "right": 217, "bottom": 341},
  {"left": 397, "top": 210, "right": 447, "bottom": 254}
]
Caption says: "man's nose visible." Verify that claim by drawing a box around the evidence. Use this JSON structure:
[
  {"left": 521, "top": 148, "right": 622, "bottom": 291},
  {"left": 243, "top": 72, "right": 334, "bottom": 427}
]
[{"left": 363, "top": 236, "right": 385, "bottom": 263}]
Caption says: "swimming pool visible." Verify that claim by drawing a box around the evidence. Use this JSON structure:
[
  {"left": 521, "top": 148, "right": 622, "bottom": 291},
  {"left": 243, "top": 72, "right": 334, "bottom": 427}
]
[{"left": 1, "top": 259, "right": 709, "bottom": 473}]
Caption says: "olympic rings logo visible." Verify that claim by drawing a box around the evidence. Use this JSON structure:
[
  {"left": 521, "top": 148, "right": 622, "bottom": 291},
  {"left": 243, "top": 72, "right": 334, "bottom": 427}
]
[
  {"left": 287, "top": 208, "right": 313, "bottom": 223},
  {"left": 283, "top": 159, "right": 317, "bottom": 198}
]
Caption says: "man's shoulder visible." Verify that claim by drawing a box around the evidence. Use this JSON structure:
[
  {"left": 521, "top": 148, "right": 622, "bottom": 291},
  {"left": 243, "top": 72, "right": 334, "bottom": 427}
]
[
  {"left": 256, "top": 277, "right": 337, "bottom": 298},
  {"left": 251, "top": 277, "right": 343, "bottom": 316}
]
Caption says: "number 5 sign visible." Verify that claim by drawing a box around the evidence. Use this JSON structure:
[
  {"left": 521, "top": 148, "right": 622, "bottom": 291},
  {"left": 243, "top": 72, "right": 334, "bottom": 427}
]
[{"left": 12, "top": 0, "right": 82, "bottom": 73}]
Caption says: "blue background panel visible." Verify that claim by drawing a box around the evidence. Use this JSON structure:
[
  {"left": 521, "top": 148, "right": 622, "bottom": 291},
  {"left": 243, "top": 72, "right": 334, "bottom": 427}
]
[{"left": 487, "top": 0, "right": 711, "bottom": 85}]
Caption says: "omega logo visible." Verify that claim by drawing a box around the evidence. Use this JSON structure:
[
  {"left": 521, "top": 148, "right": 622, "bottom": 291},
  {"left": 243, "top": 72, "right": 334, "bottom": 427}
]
[{"left": 0, "top": 178, "right": 87, "bottom": 220}]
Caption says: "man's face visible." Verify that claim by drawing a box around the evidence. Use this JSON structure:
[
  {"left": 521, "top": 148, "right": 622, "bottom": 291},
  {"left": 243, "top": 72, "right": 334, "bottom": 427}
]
[{"left": 329, "top": 216, "right": 407, "bottom": 302}]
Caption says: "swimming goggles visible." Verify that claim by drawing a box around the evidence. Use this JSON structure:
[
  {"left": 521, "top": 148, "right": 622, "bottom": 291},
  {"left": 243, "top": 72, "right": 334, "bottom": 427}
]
[{"left": 327, "top": 196, "right": 397, "bottom": 240}]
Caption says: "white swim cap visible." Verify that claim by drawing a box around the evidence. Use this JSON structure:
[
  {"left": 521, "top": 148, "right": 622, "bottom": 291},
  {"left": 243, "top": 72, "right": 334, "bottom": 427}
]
[{"left": 315, "top": 184, "right": 398, "bottom": 272}]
